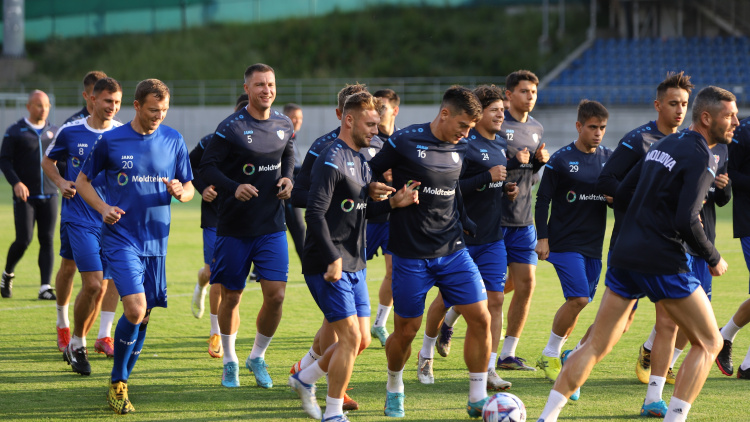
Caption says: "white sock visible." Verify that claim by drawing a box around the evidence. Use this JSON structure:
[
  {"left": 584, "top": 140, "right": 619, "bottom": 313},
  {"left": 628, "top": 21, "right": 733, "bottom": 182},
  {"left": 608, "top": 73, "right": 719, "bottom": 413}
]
[
  {"left": 644, "top": 327, "right": 657, "bottom": 351},
  {"left": 324, "top": 396, "right": 344, "bottom": 419},
  {"left": 221, "top": 332, "right": 238, "bottom": 365},
  {"left": 538, "top": 389, "right": 567, "bottom": 422},
  {"left": 98, "top": 311, "right": 115, "bottom": 338},
  {"left": 500, "top": 335, "right": 519, "bottom": 360},
  {"left": 210, "top": 314, "right": 220, "bottom": 336},
  {"left": 300, "top": 346, "right": 320, "bottom": 370},
  {"left": 249, "top": 332, "right": 272, "bottom": 359},
  {"left": 468, "top": 372, "right": 488, "bottom": 402},
  {"left": 444, "top": 307, "right": 461, "bottom": 327},
  {"left": 70, "top": 335, "right": 85, "bottom": 349},
  {"left": 39, "top": 284, "right": 51, "bottom": 294},
  {"left": 665, "top": 397, "right": 691, "bottom": 422},
  {"left": 374, "top": 304, "right": 392, "bottom": 328},
  {"left": 645, "top": 375, "right": 666, "bottom": 405},
  {"left": 386, "top": 368, "right": 404, "bottom": 393},
  {"left": 740, "top": 345, "right": 750, "bottom": 371},
  {"left": 298, "top": 360, "right": 326, "bottom": 385},
  {"left": 721, "top": 318, "right": 742, "bottom": 342},
  {"left": 671, "top": 348, "right": 683, "bottom": 368},
  {"left": 420, "top": 333, "right": 437, "bottom": 359},
  {"left": 56, "top": 304, "right": 69, "bottom": 329},
  {"left": 488, "top": 352, "right": 497, "bottom": 371},
  {"left": 543, "top": 331, "right": 566, "bottom": 358}
]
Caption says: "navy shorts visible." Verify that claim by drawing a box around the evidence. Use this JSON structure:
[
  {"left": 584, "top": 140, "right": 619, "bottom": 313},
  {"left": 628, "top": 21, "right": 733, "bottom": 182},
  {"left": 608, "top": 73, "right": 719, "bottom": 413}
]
[
  {"left": 366, "top": 222, "right": 390, "bottom": 260},
  {"left": 466, "top": 239, "right": 508, "bottom": 292},
  {"left": 742, "top": 237, "right": 750, "bottom": 293},
  {"left": 547, "top": 251, "right": 602, "bottom": 301},
  {"left": 61, "top": 222, "right": 110, "bottom": 277},
  {"left": 305, "top": 269, "right": 370, "bottom": 322},
  {"left": 687, "top": 254, "right": 712, "bottom": 301},
  {"left": 210, "top": 231, "right": 289, "bottom": 290},
  {"left": 502, "top": 225, "right": 538, "bottom": 266},
  {"left": 392, "top": 248, "right": 486, "bottom": 318},
  {"left": 104, "top": 249, "right": 167, "bottom": 308},
  {"left": 605, "top": 266, "right": 700, "bottom": 303},
  {"left": 203, "top": 227, "right": 217, "bottom": 266}
]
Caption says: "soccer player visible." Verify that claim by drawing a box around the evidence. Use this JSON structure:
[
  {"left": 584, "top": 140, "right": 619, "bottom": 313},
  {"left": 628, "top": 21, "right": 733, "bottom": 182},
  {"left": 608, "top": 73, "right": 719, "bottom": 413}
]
[
  {"left": 189, "top": 94, "right": 249, "bottom": 360},
  {"left": 200, "top": 63, "right": 294, "bottom": 389},
  {"left": 497, "top": 70, "right": 549, "bottom": 371},
  {"left": 0, "top": 90, "right": 58, "bottom": 300},
  {"left": 368, "top": 86, "right": 492, "bottom": 418},
  {"left": 283, "top": 103, "right": 306, "bottom": 262},
  {"left": 76, "top": 79, "right": 194, "bottom": 414},
  {"left": 716, "top": 115, "right": 750, "bottom": 380},
  {"left": 534, "top": 100, "right": 612, "bottom": 384},
  {"left": 289, "top": 92, "right": 418, "bottom": 422},
  {"left": 64, "top": 71, "right": 108, "bottom": 124},
  {"left": 43, "top": 78, "right": 124, "bottom": 374},
  {"left": 537, "top": 86, "right": 738, "bottom": 422}
]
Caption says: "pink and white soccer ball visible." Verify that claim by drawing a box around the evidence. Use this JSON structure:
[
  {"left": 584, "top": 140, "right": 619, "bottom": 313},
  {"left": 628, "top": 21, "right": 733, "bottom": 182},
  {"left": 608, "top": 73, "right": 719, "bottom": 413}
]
[{"left": 482, "top": 392, "right": 526, "bottom": 422}]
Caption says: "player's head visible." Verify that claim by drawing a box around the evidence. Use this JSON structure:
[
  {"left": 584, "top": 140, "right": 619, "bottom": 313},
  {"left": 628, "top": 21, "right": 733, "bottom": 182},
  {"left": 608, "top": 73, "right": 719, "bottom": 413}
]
[
  {"left": 342, "top": 92, "right": 381, "bottom": 149},
  {"left": 655, "top": 71, "right": 693, "bottom": 130},
  {"left": 373, "top": 89, "right": 400, "bottom": 129},
  {"left": 505, "top": 70, "right": 539, "bottom": 114},
  {"left": 26, "top": 90, "right": 50, "bottom": 123},
  {"left": 575, "top": 99, "right": 608, "bottom": 150},
  {"left": 436, "top": 85, "right": 482, "bottom": 144},
  {"left": 243, "top": 63, "right": 276, "bottom": 113},
  {"left": 133, "top": 79, "right": 170, "bottom": 134},
  {"left": 692, "top": 86, "right": 739, "bottom": 146},
  {"left": 82, "top": 71, "right": 107, "bottom": 106},
  {"left": 90, "top": 78, "right": 123, "bottom": 123},
  {"left": 283, "top": 103, "right": 303, "bottom": 132},
  {"left": 235, "top": 93, "right": 249, "bottom": 112},
  {"left": 336, "top": 83, "right": 368, "bottom": 120},
  {"left": 473, "top": 84, "right": 505, "bottom": 136}
]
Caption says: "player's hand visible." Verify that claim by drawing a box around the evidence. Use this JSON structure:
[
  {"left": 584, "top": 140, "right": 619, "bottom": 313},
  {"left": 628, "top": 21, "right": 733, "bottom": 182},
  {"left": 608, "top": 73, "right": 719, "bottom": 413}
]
[
  {"left": 709, "top": 257, "right": 728, "bottom": 276},
  {"left": 489, "top": 165, "right": 507, "bottom": 182},
  {"left": 390, "top": 182, "right": 420, "bottom": 208},
  {"left": 516, "top": 147, "right": 530, "bottom": 164},
  {"left": 369, "top": 181, "right": 396, "bottom": 201},
  {"left": 715, "top": 173, "right": 729, "bottom": 190},
  {"left": 324, "top": 258, "right": 343, "bottom": 282},
  {"left": 276, "top": 177, "right": 293, "bottom": 200},
  {"left": 162, "top": 178, "right": 185, "bottom": 200},
  {"left": 535, "top": 238, "right": 550, "bottom": 260},
  {"left": 102, "top": 206, "right": 125, "bottom": 225},
  {"left": 202, "top": 185, "right": 218, "bottom": 202},
  {"left": 235, "top": 183, "right": 259, "bottom": 201},
  {"left": 535, "top": 143, "right": 549, "bottom": 163},
  {"left": 13, "top": 182, "right": 29, "bottom": 202},
  {"left": 58, "top": 180, "right": 77, "bottom": 199},
  {"left": 383, "top": 169, "right": 393, "bottom": 183},
  {"left": 504, "top": 182, "right": 519, "bottom": 201},
  {"left": 604, "top": 195, "right": 613, "bottom": 204}
]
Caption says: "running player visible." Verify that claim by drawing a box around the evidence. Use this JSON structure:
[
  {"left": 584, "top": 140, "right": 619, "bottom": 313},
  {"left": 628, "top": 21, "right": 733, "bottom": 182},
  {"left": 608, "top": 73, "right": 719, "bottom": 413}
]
[
  {"left": 497, "top": 70, "right": 549, "bottom": 371},
  {"left": 537, "top": 86, "right": 737, "bottom": 422},
  {"left": 368, "top": 86, "right": 492, "bottom": 418},
  {"left": 64, "top": 71, "right": 108, "bottom": 124},
  {"left": 76, "top": 79, "right": 194, "bottom": 414},
  {"left": 0, "top": 90, "right": 58, "bottom": 300},
  {"left": 200, "top": 63, "right": 294, "bottom": 389},
  {"left": 43, "top": 78, "right": 124, "bottom": 374}
]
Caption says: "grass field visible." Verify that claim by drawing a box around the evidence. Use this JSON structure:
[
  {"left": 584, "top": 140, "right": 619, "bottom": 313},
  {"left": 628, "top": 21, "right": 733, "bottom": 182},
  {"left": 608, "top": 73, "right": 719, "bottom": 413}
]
[{"left": 1, "top": 193, "right": 749, "bottom": 421}]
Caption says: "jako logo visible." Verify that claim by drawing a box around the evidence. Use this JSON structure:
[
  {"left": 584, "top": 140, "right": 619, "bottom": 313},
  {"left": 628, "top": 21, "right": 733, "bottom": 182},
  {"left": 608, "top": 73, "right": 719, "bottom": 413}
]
[{"left": 117, "top": 172, "right": 128, "bottom": 186}]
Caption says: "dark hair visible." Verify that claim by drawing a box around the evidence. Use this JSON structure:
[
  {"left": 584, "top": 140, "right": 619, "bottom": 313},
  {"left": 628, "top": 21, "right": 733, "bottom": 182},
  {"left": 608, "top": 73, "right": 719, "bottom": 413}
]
[
  {"left": 373, "top": 89, "right": 400, "bottom": 107},
  {"left": 83, "top": 71, "right": 107, "bottom": 90},
  {"left": 656, "top": 71, "right": 694, "bottom": 100},
  {"left": 505, "top": 70, "right": 539, "bottom": 93},
  {"left": 472, "top": 85, "right": 504, "bottom": 109},
  {"left": 244, "top": 63, "right": 275, "bottom": 81},
  {"left": 692, "top": 86, "right": 737, "bottom": 123},
  {"left": 92, "top": 77, "right": 122, "bottom": 95},
  {"left": 343, "top": 92, "right": 379, "bottom": 117},
  {"left": 283, "top": 103, "right": 301, "bottom": 115},
  {"left": 235, "top": 93, "right": 249, "bottom": 111},
  {"left": 441, "top": 85, "right": 482, "bottom": 121},
  {"left": 577, "top": 99, "right": 609, "bottom": 124},
  {"left": 134, "top": 79, "right": 170, "bottom": 105},
  {"left": 337, "top": 83, "right": 368, "bottom": 112}
]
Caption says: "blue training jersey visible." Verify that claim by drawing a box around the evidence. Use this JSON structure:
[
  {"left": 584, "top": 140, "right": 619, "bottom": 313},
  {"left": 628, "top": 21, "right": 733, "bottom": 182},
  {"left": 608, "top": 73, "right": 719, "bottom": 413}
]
[{"left": 80, "top": 123, "right": 193, "bottom": 256}]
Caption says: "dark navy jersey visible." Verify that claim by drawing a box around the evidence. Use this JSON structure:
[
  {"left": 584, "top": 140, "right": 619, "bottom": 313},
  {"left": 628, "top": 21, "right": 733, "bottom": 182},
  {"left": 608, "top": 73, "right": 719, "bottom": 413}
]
[
  {"left": 729, "top": 117, "right": 750, "bottom": 238},
  {"left": 189, "top": 134, "right": 219, "bottom": 229},
  {"left": 597, "top": 121, "right": 667, "bottom": 249},
  {"left": 369, "top": 123, "right": 469, "bottom": 259},
  {"left": 290, "top": 127, "right": 340, "bottom": 208},
  {"left": 499, "top": 110, "right": 545, "bottom": 227},
  {"left": 302, "top": 139, "right": 392, "bottom": 274},
  {"left": 362, "top": 134, "right": 390, "bottom": 224},
  {"left": 610, "top": 130, "right": 721, "bottom": 274},
  {"left": 0, "top": 118, "right": 59, "bottom": 197},
  {"left": 460, "top": 128, "right": 508, "bottom": 245},
  {"left": 535, "top": 142, "right": 613, "bottom": 259},
  {"left": 200, "top": 108, "right": 295, "bottom": 238},
  {"left": 686, "top": 143, "right": 730, "bottom": 255},
  {"left": 64, "top": 107, "right": 89, "bottom": 125}
]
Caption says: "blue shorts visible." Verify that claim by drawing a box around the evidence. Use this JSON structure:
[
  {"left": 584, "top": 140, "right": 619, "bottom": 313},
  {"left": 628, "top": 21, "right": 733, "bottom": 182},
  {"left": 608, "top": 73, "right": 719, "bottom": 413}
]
[
  {"left": 687, "top": 254, "right": 712, "bottom": 301},
  {"left": 305, "top": 269, "right": 370, "bottom": 322},
  {"left": 605, "top": 266, "right": 700, "bottom": 303},
  {"left": 467, "top": 239, "right": 508, "bottom": 292},
  {"left": 547, "top": 252, "right": 602, "bottom": 301},
  {"left": 59, "top": 222, "right": 75, "bottom": 261},
  {"left": 392, "top": 248, "right": 486, "bottom": 318},
  {"left": 502, "top": 225, "right": 538, "bottom": 266},
  {"left": 104, "top": 249, "right": 167, "bottom": 308},
  {"left": 210, "top": 231, "right": 289, "bottom": 290},
  {"left": 203, "top": 227, "right": 217, "bottom": 265},
  {"left": 741, "top": 237, "right": 750, "bottom": 293},
  {"left": 366, "top": 222, "right": 390, "bottom": 260},
  {"left": 60, "top": 222, "right": 110, "bottom": 277}
]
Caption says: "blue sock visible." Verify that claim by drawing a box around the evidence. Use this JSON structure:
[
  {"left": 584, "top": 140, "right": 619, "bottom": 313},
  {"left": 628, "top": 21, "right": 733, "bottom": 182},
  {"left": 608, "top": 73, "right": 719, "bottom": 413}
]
[
  {"left": 111, "top": 315, "right": 140, "bottom": 383},
  {"left": 126, "top": 323, "right": 148, "bottom": 376}
]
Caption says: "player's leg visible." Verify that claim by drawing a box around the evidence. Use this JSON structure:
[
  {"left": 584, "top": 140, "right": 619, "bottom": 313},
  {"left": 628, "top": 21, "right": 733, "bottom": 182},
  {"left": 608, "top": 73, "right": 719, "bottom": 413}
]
[
  {"left": 207, "top": 282, "right": 223, "bottom": 358},
  {"left": 640, "top": 301, "right": 678, "bottom": 417},
  {"left": 64, "top": 270, "right": 106, "bottom": 375},
  {"left": 54, "top": 223, "right": 77, "bottom": 350},
  {"left": 717, "top": 297, "right": 750, "bottom": 376},
  {"left": 193, "top": 227, "right": 216, "bottom": 319},
  {"left": 371, "top": 222, "right": 393, "bottom": 347},
  {"left": 95, "top": 278, "right": 118, "bottom": 357},
  {"left": 418, "top": 292, "right": 446, "bottom": 384},
  {"left": 36, "top": 197, "right": 58, "bottom": 299},
  {"left": 2, "top": 198, "right": 35, "bottom": 298}
]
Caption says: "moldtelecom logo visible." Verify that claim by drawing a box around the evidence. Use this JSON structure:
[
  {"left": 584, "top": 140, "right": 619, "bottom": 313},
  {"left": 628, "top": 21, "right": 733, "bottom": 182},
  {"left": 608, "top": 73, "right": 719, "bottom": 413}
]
[
  {"left": 117, "top": 172, "right": 128, "bottom": 186},
  {"left": 71, "top": 157, "right": 81, "bottom": 168},
  {"left": 243, "top": 164, "right": 255, "bottom": 175},
  {"left": 566, "top": 190, "right": 577, "bottom": 202},
  {"left": 341, "top": 199, "right": 355, "bottom": 212},
  {"left": 407, "top": 180, "right": 420, "bottom": 190}
]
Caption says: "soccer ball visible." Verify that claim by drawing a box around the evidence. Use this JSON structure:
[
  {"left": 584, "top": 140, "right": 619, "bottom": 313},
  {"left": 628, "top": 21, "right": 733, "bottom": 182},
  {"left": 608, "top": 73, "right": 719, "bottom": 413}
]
[{"left": 482, "top": 392, "right": 526, "bottom": 422}]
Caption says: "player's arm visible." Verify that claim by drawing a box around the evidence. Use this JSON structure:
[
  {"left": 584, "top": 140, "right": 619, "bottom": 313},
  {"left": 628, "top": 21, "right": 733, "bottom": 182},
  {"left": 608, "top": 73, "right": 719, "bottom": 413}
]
[
  {"left": 189, "top": 142, "right": 210, "bottom": 195},
  {"left": 456, "top": 184, "right": 477, "bottom": 238},
  {"left": 41, "top": 156, "right": 76, "bottom": 199},
  {"left": 76, "top": 141, "right": 124, "bottom": 225},
  {"left": 367, "top": 139, "right": 399, "bottom": 200},
  {"left": 458, "top": 159, "right": 493, "bottom": 192},
  {"left": 290, "top": 151, "right": 316, "bottom": 208},
  {"left": 200, "top": 132, "right": 247, "bottom": 199},
  {"left": 713, "top": 157, "right": 731, "bottom": 207},
  {"left": 306, "top": 161, "right": 343, "bottom": 282},
  {"left": 534, "top": 163, "right": 557, "bottom": 260},
  {"left": 506, "top": 147, "right": 530, "bottom": 170},
  {"left": 728, "top": 130, "right": 750, "bottom": 191},
  {"left": 0, "top": 129, "right": 27, "bottom": 200},
  {"left": 595, "top": 144, "right": 642, "bottom": 196},
  {"left": 531, "top": 143, "right": 549, "bottom": 173},
  {"left": 613, "top": 159, "right": 643, "bottom": 213},
  {"left": 166, "top": 139, "right": 195, "bottom": 203}
]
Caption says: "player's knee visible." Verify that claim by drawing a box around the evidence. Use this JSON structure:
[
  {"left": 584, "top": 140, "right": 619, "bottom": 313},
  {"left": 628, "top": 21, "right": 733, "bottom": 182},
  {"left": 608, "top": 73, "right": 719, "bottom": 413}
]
[
  {"left": 568, "top": 297, "right": 589, "bottom": 311},
  {"left": 704, "top": 330, "right": 723, "bottom": 357},
  {"left": 82, "top": 278, "right": 104, "bottom": 297},
  {"left": 263, "top": 288, "right": 285, "bottom": 309}
]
